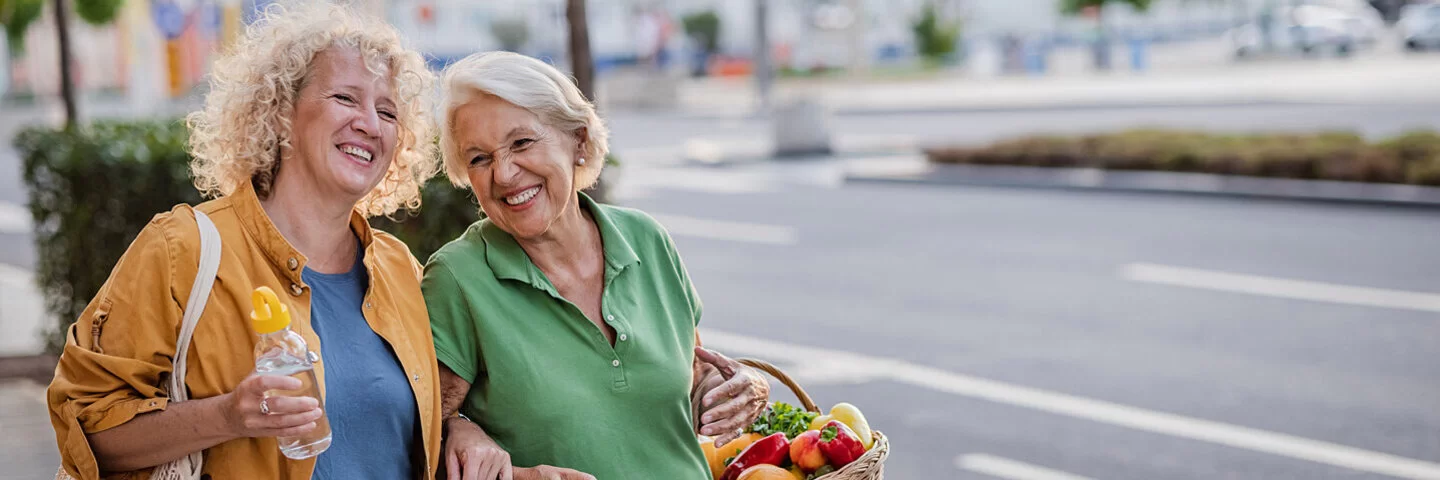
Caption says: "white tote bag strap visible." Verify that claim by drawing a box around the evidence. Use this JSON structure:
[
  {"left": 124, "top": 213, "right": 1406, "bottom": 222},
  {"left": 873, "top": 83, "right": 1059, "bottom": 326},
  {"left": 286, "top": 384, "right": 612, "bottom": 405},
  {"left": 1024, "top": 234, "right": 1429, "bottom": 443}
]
[
  {"left": 56, "top": 210, "right": 219, "bottom": 480},
  {"left": 169, "top": 210, "right": 222, "bottom": 403}
]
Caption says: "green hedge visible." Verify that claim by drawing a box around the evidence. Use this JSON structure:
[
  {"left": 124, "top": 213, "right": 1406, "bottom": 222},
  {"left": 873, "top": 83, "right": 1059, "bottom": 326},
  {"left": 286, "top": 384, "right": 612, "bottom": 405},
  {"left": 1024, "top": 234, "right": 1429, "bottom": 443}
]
[
  {"left": 925, "top": 129, "right": 1440, "bottom": 186},
  {"left": 15, "top": 120, "right": 480, "bottom": 353}
]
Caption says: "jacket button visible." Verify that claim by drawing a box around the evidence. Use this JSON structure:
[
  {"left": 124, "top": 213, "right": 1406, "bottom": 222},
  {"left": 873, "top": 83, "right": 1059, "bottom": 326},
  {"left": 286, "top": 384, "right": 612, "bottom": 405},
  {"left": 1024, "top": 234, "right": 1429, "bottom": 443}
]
[
  {"left": 290, "top": 283, "right": 303, "bottom": 296},
  {"left": 287, "top": 257, "right": 299, "bottom": 270}
]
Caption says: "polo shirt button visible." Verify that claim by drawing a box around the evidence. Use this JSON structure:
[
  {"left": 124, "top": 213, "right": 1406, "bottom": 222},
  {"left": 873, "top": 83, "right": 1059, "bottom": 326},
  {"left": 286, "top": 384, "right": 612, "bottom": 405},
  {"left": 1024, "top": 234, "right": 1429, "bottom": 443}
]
[
  {"left": 290, "top": 283, "right": 303, "bottom": 296},
  {"left": 619, "top": 333, "right": 628, "bottom": 342},
  {"left": 611, "top": 359, "right": 621, "bottom": 367},
  {"left": 606, "top": 314, "right": 614, "bottom": 321}
]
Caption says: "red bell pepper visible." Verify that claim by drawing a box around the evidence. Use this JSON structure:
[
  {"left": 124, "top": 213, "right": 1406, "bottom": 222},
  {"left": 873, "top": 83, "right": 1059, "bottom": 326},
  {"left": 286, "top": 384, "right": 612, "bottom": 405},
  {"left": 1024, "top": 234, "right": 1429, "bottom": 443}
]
[
  {"left": 721, "top": 432, "right": 790, "bottom": 480},
  {"left": 818, "top": 420, "right": 866, "bottom": 468}
]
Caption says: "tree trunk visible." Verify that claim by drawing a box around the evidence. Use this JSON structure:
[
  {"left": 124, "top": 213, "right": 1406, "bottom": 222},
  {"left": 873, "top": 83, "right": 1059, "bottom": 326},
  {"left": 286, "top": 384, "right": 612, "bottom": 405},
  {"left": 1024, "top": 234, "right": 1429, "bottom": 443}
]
[
  {"left": 567, "top": 0, "right": 608, "bottom": 202},
  {"left": 566, "top": 0, "right": 594, "bottom": 101},
  {"left": 54, "top": 0, "right": 78, "bottom": 131}
]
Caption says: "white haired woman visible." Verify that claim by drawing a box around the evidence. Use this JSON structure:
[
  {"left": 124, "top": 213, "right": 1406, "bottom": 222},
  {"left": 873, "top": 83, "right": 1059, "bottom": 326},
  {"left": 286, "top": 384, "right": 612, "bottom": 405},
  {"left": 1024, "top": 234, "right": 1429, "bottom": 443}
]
[
  {"left": 423, "top": 51, "right": 770, "bottom": 480},
  {"left": 46, "top": 3, "right": 443, "bottom": 478}
]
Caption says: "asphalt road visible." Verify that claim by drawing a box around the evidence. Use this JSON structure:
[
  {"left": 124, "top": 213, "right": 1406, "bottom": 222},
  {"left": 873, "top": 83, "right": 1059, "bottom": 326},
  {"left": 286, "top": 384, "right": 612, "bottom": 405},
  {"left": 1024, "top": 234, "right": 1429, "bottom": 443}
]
[
  {"left": 3, "top": 102, "right": 1440, "bottom": 479},
  {"left": 620, "top": 178, "right": 1440, "bottom": 479}
]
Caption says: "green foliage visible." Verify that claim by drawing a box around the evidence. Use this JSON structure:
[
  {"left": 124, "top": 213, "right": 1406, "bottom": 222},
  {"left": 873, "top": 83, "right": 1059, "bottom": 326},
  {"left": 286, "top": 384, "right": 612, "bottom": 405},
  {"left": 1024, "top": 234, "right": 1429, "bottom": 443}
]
[
  {"left": 370, "top": 179, "right": 482, "bottom": 264},
  {"left": 911, "top": 2, "right": 960, "bottom": 63},
  {"left": 681, "top": 10, "right": 720, "bottom": 54},
  {"left": 74, "top": 0, "right": 124, "bottom": 25},
  {"left": 490, "top": 16, "right": 530, "bottom": 52},
  {"left": 746, "top": 402, "right": 817, "bottom": 440},
  {"left": 925, "top": 129, "right": 1440, "bottom": 185},
  {"left": 0, "top": 0, "right": 43, "bottom": 53},
  {"left": 17, "top": 120, "right": 201, "bottom": 353}
]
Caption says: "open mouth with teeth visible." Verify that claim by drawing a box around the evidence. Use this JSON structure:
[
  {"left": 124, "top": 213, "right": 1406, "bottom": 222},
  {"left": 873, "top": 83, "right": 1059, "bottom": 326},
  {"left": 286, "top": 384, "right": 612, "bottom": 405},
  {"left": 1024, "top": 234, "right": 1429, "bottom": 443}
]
[
  {"left": 340, "top": 144, "right": 374, "bottom": 163},
  {"left": 504, "top": 185, "right": 542, "bottom": 207}
]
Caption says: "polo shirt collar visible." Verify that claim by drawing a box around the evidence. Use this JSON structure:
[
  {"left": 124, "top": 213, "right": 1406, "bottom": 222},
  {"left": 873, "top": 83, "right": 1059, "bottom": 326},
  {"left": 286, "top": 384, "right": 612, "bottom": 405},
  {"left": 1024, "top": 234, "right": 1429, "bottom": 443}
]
[{"left": 481, "top": 192, "right": 639, "bottom": 287}]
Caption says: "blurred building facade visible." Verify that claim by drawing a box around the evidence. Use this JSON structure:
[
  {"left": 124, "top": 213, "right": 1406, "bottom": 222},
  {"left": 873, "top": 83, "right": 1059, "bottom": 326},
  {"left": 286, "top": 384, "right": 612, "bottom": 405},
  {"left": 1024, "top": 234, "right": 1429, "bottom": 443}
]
[{"left": 1, "top": 0, "right": 1406, "bottom": 104}]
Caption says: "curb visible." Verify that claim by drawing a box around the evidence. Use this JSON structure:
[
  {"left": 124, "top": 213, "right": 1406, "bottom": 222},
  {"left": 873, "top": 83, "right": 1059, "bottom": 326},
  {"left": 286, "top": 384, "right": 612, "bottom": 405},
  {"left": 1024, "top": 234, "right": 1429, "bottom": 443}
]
[{"left": 845, "top": 160, "right": 1440, "bottom": 208}]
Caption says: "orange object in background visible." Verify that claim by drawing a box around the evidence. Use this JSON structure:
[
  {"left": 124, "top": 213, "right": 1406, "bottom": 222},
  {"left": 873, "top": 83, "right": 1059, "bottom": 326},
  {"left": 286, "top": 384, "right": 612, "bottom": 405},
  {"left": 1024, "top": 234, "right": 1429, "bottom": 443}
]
[
  {"left": 167, "top": 39, "right": 184, "bottom": 97},
  {"left": 708, "top": 56, "right": 754, "bottom": 77}
]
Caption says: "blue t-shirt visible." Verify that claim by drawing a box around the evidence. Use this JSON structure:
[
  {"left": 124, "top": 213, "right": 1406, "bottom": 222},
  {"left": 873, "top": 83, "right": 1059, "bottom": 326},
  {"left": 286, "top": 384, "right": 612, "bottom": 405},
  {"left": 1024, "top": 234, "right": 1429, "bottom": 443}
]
[{"left": 305, "top": 243, "right": 419, "bottom": 479}]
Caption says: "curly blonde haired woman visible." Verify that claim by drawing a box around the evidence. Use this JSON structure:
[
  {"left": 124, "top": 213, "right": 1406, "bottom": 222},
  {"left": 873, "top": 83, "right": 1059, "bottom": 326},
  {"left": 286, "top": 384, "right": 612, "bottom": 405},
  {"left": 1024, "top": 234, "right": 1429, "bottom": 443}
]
[{"left": 46, "top": 3, "right": 443, "bottom": 479}]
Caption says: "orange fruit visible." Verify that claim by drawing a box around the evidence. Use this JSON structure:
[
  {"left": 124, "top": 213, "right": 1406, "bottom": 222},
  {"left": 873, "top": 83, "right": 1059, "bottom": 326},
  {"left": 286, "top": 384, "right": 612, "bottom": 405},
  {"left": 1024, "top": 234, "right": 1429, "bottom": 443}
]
[
  {"left": 701, "top": 433, "right": 764, "bottom": 480},
  {"left": 736, "top": 464, "right": 795, "bottom": 480}
]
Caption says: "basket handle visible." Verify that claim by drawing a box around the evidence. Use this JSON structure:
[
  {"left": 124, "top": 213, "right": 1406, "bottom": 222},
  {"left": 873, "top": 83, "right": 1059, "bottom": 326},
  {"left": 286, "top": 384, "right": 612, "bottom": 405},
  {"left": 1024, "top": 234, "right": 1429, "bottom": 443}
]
[{"left": 738, "top": 358, "right": 820, "bottom": 413}]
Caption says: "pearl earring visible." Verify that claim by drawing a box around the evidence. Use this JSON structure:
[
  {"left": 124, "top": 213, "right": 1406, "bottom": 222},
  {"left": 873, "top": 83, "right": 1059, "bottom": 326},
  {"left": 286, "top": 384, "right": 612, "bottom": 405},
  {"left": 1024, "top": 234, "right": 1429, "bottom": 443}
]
[{"left": 577, "top": 157, "right": 586, "bottom": 165}]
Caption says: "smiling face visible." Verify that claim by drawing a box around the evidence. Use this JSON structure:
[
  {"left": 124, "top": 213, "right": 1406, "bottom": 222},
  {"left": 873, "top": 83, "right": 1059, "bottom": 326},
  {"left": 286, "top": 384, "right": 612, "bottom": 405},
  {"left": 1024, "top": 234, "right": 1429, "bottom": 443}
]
[
  {"left": 450, "top": 93, "right": 586, "bottom": 241},
  {"left": 281, "top": 47, "right": 399, "bottom": 205}
]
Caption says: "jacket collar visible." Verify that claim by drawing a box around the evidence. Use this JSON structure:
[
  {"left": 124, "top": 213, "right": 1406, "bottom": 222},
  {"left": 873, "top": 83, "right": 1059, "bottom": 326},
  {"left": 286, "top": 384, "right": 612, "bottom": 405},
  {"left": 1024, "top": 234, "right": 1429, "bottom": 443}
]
[{"left": 228, "top": 181, "right": 375, "bottom": 281}]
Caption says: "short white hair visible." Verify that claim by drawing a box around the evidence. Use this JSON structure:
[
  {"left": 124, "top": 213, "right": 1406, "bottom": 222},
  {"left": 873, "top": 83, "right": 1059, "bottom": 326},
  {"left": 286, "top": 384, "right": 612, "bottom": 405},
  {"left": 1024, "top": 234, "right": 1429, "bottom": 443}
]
[{"left": 438, "top": 51, "right": 609, "bottom": 190}]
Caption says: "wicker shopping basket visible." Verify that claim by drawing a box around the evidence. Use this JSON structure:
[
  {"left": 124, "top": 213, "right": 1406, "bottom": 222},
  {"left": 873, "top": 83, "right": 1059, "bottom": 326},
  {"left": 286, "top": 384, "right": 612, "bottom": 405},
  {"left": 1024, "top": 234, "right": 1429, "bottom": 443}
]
[{"left": 738, "top": 358, "right": 889, "bottom": 480}]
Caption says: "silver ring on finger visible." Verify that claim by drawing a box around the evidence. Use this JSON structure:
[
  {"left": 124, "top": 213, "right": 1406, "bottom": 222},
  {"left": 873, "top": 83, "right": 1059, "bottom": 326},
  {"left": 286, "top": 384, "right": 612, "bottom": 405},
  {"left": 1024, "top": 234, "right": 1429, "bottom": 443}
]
[{"left": 260, "top": 398, "right": 271, "bottom": 415}]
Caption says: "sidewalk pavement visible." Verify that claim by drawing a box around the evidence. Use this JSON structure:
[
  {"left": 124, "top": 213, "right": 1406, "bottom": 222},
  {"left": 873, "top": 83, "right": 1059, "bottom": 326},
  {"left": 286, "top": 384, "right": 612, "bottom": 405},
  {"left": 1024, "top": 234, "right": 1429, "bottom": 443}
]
[
  {"left": 0, "top": 378, "right": 60, "bottom": 480},
  {"left": 649, "top": 54, "right": 1440, "bottom": 117},
  {"left": 0, "top": 263, "right": 47, "bottom": 357}
]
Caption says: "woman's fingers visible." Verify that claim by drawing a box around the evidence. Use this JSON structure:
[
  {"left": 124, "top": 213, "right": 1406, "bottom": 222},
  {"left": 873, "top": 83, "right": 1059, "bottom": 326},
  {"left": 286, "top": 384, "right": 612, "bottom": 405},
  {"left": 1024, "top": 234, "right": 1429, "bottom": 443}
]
[
  {"left": 700, "top": 396, "right": 753, "bottom": 437},
  {"left": 259, "top": 395, "right": 318, "bottom": 415},
  {"left": 239, "top": 374, "right": 303, "bottom": 397},
  {"left": 447, "top": 449, "right": 461, "bottom": 480},
  {"left": 462, "top": 449, "right": 482, "bottom": 480},
  {"left": 693, "top": 347, "right": 739, "bottom": 378},
  {"left": 268, "top": 421, "right": 318, "bottom": 439},
  {"left": 701, "top": 374, "right": 749, "bottom": 410}
]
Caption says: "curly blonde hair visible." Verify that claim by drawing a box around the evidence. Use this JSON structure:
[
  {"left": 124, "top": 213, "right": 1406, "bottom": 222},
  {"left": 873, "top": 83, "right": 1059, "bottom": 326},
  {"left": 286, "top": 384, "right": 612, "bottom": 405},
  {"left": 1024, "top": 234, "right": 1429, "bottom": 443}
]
[{"left": 186, "top": 1, "right": 437, "bottom": 217}]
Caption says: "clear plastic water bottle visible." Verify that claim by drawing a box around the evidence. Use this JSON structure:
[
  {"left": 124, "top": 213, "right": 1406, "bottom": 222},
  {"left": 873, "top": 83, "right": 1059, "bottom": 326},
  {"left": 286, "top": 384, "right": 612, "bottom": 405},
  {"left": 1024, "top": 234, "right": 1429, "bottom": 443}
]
[{"left": 251, "top": 286, "right": 331, "bottom": 459}]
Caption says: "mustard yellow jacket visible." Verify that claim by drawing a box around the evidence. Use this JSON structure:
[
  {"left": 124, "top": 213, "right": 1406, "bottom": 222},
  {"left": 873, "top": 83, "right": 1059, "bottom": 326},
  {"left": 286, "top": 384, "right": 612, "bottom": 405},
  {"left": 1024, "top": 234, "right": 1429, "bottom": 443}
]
[{"left": 47, "top": 183, "right": 442, "bottom": 479}]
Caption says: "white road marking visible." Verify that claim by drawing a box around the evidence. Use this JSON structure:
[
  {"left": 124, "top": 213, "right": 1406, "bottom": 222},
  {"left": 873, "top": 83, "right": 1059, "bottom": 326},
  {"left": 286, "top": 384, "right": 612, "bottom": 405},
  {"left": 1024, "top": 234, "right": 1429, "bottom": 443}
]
[
  {"left": 700, "top": 329, "right": 1440, "bottom": 479},
  {"left": 0, "top": 201, "right": 29, "bottom": 235},
  {"left": 1120, "top": 263, "right": 1440, "bottom": 313},
  {"left": 955, "top": 454, "right": 1096, "bottom": 480},
  {"left": 649, "top": 214, "right": 797, "bottom": 246}
]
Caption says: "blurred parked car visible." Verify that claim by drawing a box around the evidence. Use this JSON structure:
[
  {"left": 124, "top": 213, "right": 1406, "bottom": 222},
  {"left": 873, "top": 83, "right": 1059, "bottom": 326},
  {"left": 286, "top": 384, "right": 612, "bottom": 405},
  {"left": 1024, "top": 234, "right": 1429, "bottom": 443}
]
[
  {"left": 1400, "top": 3, "right": 1440, "bottom": 51},
  {"left": 1229, "top": 5, "right": 1376, "bottom": 58}
]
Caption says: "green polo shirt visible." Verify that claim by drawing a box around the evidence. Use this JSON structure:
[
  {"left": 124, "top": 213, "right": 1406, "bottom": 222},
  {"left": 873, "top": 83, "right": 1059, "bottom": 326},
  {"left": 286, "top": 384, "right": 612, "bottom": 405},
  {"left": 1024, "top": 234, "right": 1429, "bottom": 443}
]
[{"left": 423, "top": 193, "right": 709, "bottom": 480}]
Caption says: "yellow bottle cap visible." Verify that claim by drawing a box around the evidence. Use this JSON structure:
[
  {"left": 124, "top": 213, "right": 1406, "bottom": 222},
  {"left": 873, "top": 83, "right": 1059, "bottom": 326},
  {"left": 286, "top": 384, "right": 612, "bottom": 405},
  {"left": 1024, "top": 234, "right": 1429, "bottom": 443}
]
[{"left": 251, "top": 286, "right": 292, "bottom": 334}]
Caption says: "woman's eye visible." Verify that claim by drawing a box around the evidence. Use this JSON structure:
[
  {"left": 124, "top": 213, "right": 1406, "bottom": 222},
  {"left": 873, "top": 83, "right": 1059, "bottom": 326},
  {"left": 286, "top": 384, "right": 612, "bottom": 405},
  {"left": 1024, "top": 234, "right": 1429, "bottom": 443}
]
[
  {"left": 378, "top": 110, "right": 398, "bottom": 121},
  {"left": 513, "top": 138, "right": 534, "bottom": 149},
  {"left": 469, "top": 155, "right": 491, "bottom": 166},
  {"left": 333, "top": 94, "right": 356, "bottom": 104}
]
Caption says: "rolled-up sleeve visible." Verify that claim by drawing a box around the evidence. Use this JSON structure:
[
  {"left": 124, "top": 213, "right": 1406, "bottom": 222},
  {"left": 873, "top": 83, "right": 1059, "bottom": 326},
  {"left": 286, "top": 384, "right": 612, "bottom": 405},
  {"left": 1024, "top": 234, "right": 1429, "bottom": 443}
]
[{"left": 47, "top": 215, "right": 184, "bottom": 480}]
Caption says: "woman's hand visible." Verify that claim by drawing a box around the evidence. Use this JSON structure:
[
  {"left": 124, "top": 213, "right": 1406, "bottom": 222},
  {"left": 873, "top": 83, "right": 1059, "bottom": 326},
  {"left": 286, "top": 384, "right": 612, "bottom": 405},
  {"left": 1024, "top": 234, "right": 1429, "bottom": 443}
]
[
  {"left": 515, "top": 465, "right": 596, "bottom": 480},
  {"left": 221, "top": 374, "right": 324, "bottom": 439},
  {"left": 445, "top": 417, "right": 513, "bottom": 480},
  {"left": 694, "top": 347, "right": 770, "bottom": 446}
]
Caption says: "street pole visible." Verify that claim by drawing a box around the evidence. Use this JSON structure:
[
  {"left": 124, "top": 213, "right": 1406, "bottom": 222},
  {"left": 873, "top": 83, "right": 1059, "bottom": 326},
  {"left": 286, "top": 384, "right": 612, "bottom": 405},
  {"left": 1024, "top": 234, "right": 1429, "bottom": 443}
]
[
  {"left": 53, "top": 0, "right": 78, "bottom": 131},
  {"left": 754, "top": 0, "right": 772, "bottom": 114}
]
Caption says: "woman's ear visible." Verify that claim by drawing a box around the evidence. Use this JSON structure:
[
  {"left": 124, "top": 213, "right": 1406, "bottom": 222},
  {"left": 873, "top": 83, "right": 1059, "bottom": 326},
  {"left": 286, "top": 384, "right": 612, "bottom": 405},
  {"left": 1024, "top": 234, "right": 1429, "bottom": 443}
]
[{"left": 573, "top": 126, "right": 589, "bottom": 157}]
